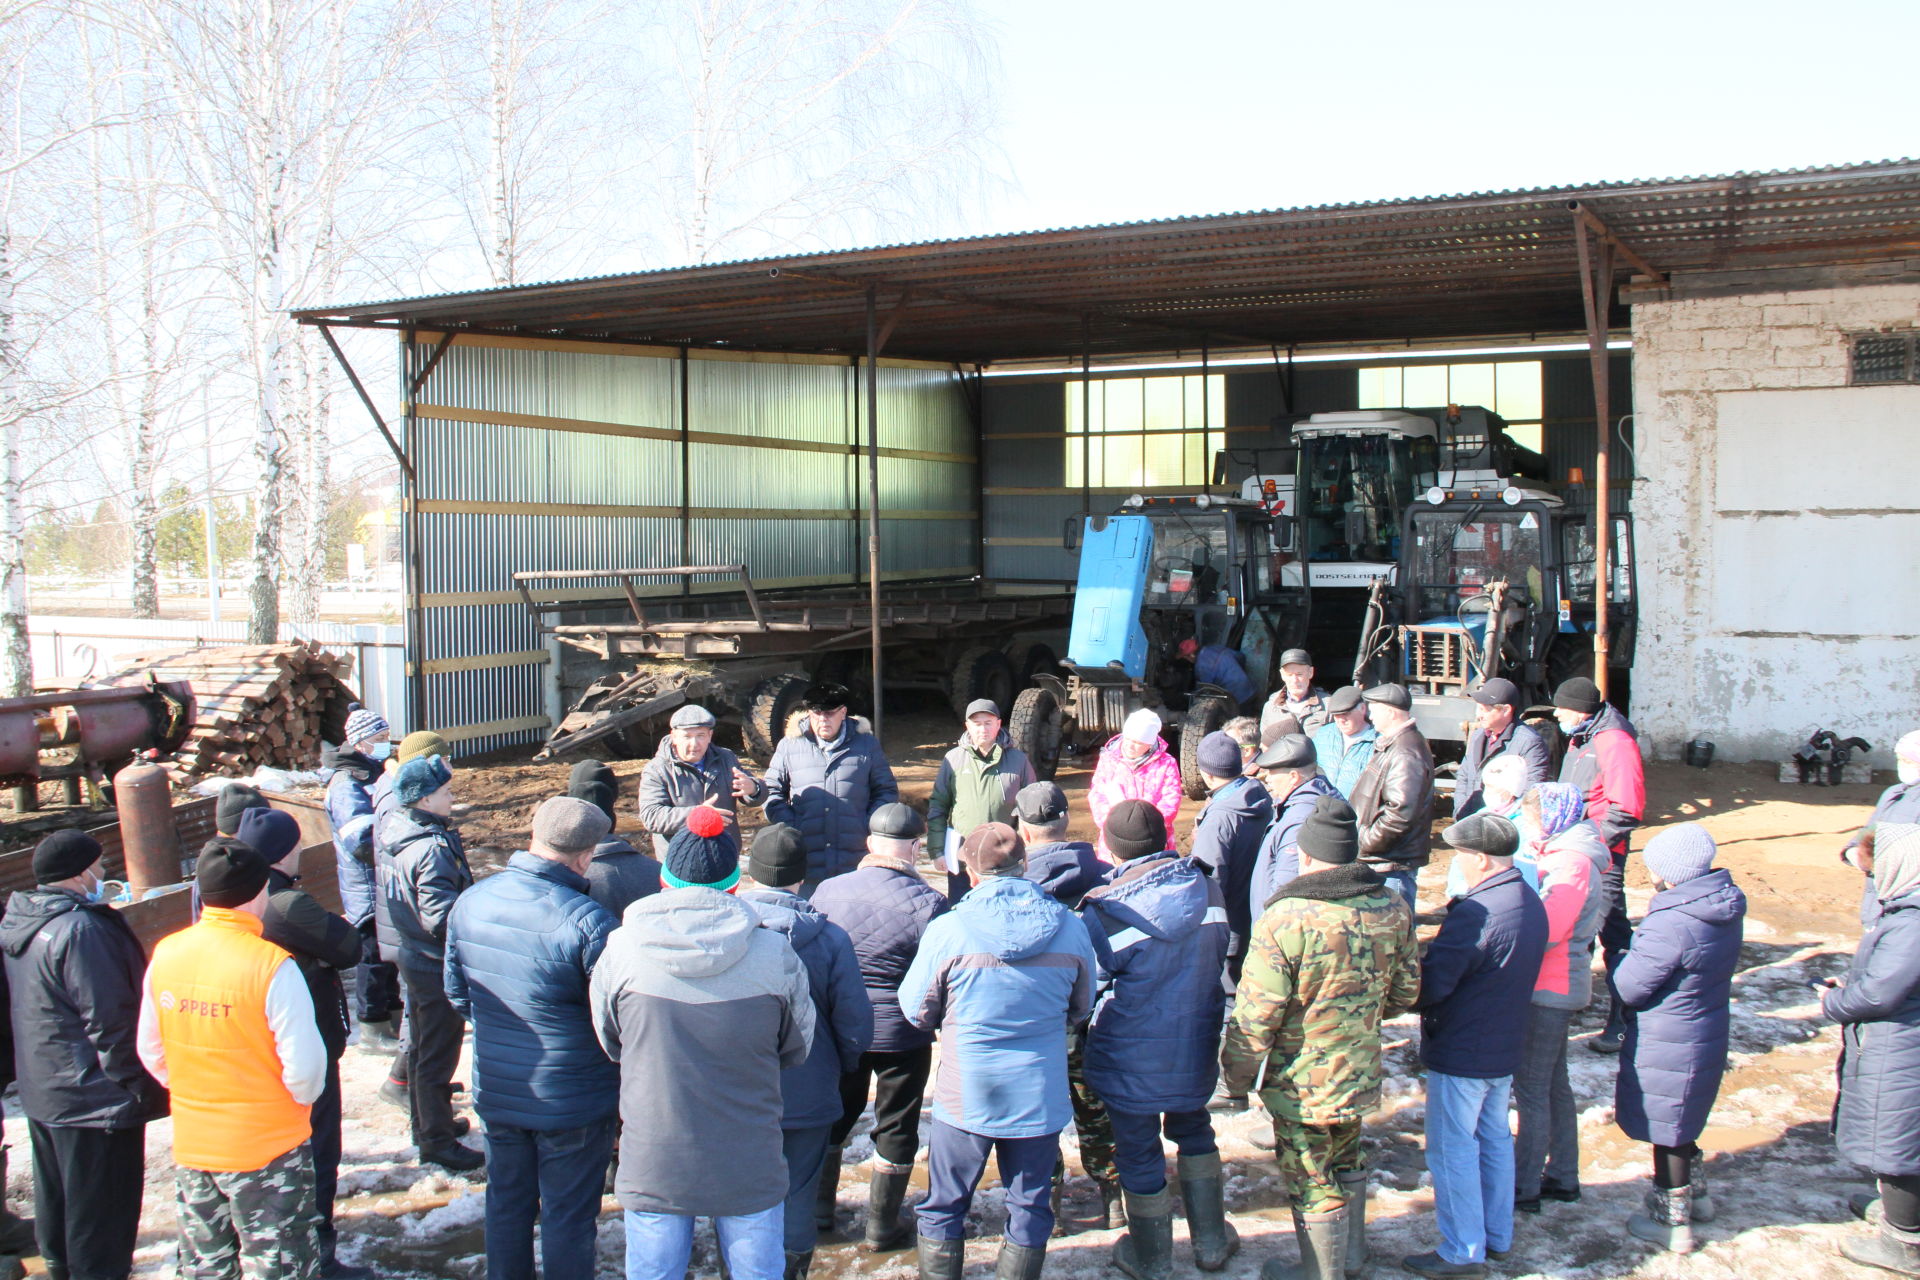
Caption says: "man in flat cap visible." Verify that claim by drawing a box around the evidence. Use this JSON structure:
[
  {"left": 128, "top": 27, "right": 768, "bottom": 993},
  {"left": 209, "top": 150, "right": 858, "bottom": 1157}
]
[
  {"left": 1261, "top": 649, "right": 1331, "bottom": 741},
  {"left": 811, "top": 804, "right": 948, "bottom": 1252},
  {"left": 1248, "top": 734, "right": 1341, "bottom": 914},
  {"left": 1348, "top": 685, "right": 1436, "bottom": 911},
  {"left": 140, "top": 837, "right": 328, "bottom": 1280},
  {"left": 1552, "top": 675, "right": 1645, "bottom": 1054},
  {"left": 446, "top": 796, "right": 621, "bottom": 1280},
  {"left": 929, "top": 699, "right": 1036, "bottom": 902},
  {"left": 1222, "top": 796, "right": 1418, "bottom": 1280},
  {"left": 1310, "top": 686, "right": 1378, "bottom": 799},
  {"left": 901, "top": 824, "right": 1097, "bottom": 1280},
  {"left": 1454, "top": 679, "right": 1551, "bottom": 820},
  {"left": 638, "top": 703, "right": 766, "bottom": 859}
]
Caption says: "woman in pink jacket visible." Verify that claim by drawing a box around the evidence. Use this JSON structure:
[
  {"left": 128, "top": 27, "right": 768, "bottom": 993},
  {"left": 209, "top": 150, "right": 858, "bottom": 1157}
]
[
  {"left": 1512, "top": 781, "right": 1612, "bottom": 1212},
  {"left": 1088, "top": 709, "right": 1182, "bottom": 863}
]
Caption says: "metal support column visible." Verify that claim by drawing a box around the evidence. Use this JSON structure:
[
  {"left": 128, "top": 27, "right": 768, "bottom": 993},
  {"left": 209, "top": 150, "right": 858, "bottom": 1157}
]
[
  {"left": 864, "top": 287, "right": 885, "bottom": 742},
  {"left": 402, "top": 326, "right": 427, "bottom": 735},
  {"left": 1574, "top": 218, "right": 1616, "bottom": 701},
  {"left": 679, "top": 348, "right": 692, "bottom": 594}
]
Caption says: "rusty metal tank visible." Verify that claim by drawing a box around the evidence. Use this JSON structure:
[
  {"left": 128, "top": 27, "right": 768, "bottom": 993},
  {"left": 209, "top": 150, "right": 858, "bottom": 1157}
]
[{"left": 114, "top": 758, "right": 182, "bottom": 897}]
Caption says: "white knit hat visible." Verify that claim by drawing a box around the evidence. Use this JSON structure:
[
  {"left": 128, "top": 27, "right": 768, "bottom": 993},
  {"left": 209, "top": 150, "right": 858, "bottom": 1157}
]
[{"left": 1122, "top": 708, "right": 1164, "bottom": 745}]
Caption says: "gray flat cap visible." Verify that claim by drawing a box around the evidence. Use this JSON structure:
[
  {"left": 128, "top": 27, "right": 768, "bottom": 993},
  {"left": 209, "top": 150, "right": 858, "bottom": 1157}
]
[
  {"left": 1361, "top": 683, "right": 1412, "bottom": 711},
  {"left": 1326, "top": 685, "right": 1364, "bottom": 714},
  {"left": 670, "top": 704, "right": 717, "bottom": 729},
  {"left": 532, "top": 795, "right": 613, "bottom": 856},
  {"left": 1254, "top": 733, "right": 1317, "bottom": 771}
]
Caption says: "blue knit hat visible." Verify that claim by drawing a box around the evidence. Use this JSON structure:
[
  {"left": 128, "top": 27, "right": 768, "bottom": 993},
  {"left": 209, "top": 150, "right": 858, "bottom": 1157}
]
[
  {"left": 394, "top": 754, "right": 453, "bottom": 807},
  {"left": 343, "top": 705, "right": 390, "bottom": 746},
  {"left": 1643, "top": 823, "right": 1717, "bottom": 886},
  {"left": 235, "top": 807, "right": 303, "bottom": 864},
  {"left": 663, "top": 807, "right": 740, "bottom": 891}
]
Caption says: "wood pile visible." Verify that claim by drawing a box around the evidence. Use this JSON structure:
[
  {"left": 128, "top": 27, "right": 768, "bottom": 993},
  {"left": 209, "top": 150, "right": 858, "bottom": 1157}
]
[{"left": 104, "top": 643, "right": 359, "bottom": 778}]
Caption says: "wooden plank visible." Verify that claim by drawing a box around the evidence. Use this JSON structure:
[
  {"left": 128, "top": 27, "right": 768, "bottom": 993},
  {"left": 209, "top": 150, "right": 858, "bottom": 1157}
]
[
  {"left": 410, "top": 330, "right": 954, "bottom": 371},
  {"left": 418, "top": 649, "right": 552, "bottom": 676},
  {"left": 425, "top": 565, "right": 981, "bottom": 609},
  {"left": 440, "top": 714, "right": 552, "bottom": 744}
]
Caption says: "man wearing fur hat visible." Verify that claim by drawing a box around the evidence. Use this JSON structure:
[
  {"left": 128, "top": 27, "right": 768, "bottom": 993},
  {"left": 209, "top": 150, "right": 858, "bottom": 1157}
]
[{"left": 1220, "top": 795, "right": 1418, "bottom": 1280}]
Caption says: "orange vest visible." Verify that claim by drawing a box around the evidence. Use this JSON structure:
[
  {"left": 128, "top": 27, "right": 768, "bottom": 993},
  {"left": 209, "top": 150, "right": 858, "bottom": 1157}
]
[{"left": 146, "top": 907, "right": 311, "bottom": 1172}]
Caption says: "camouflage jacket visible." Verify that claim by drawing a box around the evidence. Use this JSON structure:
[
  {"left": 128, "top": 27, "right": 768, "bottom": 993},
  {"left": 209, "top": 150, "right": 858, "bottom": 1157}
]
[{"left": 1219, "top": 864, "right": 1419, "bottom": 1123}]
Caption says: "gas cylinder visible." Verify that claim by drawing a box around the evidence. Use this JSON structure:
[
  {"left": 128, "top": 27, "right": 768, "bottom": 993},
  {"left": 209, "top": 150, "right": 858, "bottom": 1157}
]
[{"left": 114, "top": 756, "right": 181, "bottom": 899}]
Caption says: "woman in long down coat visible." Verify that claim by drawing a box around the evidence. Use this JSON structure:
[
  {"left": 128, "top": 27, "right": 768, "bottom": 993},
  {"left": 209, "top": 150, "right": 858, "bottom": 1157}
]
[
  {"left": 1828, "top": 822, "right": 1920, "bottom": 1277},
  {"left": 1613, "top": 823, "right": 1746, "bottom": 1255}
]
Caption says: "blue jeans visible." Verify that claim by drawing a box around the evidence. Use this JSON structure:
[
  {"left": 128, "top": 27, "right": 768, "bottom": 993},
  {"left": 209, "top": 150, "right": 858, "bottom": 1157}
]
[
  {"left": 623, "top": 1204, "right": 783, "bottom": 1280},
  {"left": 780, "top": 1125, "right": 836, "bottom": 1253},
  {"left": 918, "top": 1118, "right": 1058, "bottom": 1248},
  {"left": 1106, "top": 1108, "right": 1218, "bottom": 1194},
  {"left": 1383, "top": 869, "right": 1419, "bottom": 916},
  {"left": 484, "top": 1117, "right": 617, "bottom": 1280},
  {"left": 1425, "top": 1071, "right": 1515, "bottom": 1264}
]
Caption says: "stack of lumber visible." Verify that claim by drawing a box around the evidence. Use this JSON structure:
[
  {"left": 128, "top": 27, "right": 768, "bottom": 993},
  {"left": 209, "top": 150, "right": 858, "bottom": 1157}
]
[{"left": 105, "top": 642, "right": 359, "bottom": 778}]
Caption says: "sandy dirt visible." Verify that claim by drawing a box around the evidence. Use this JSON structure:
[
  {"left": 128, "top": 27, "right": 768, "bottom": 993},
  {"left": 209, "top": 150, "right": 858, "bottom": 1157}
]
[{"left": 16, "top": 697, "right": 1900, "bottom": 1279}]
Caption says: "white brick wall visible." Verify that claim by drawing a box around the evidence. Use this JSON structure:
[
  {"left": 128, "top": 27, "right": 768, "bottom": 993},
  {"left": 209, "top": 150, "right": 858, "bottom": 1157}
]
[{"left": 1630, "top": 282, "right": 1920, "bottom": 765}]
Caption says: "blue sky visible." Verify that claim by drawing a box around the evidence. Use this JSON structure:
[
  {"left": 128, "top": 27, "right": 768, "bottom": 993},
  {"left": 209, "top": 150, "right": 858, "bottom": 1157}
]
[{"left": 971, "top": 0, "right": 1920, "bottom": 232}]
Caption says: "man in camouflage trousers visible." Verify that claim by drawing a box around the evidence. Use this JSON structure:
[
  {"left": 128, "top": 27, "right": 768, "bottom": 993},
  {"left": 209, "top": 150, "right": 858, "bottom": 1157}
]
[{"left": 1221, "top": 794, "right": 1419, "bottom": 1280}]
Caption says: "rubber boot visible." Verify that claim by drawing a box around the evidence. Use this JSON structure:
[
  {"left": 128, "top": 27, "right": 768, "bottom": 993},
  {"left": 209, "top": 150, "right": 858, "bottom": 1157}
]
[
  {"left": 995, "top": 1239, "right": 1047, "bottom": 1280},
  {"left": 1260, "top": 1207, "right": 1347, "bottom": 1280},
  {"left": 0, "top": 1146, "right": 34, "bottom": 1256},
  {"left": 864, "top": 1163, "right": 916, "bottom": 1253},
  {"left": 1178, "top": 1152, "right": 1240, "bottom": 1271},
  {"left": 918, "top": 1236, "right": 966, "bottom": 1280},
  {"left": 1096, "top": 1178, "right": 1128, "bottom": 1230},
  {"left": 1627, "top": 1183, "right": 1694, "bottom": 1254},
  {"left": 1843, "top": 1220, "right": 1920, "bottom": 1276},
  {"left": 1111, "top": 1188, "right": 1174, "bottom": 1280},
  {"left": 1336, "top": 1168, "right": 1369, "bottom": 1277},
  {"left": 1050, "top": 1170, "right": 1067, "bottom": 1238},
  {"left": 783, "top": 1250, "right": 813, "bottom": 1280},
  {"left": 815, "top": 1146, "right": 843, "bottom": 1234},
  {"left": 1856, "top": 1192, "right": 1886, "bottom": 1223}
]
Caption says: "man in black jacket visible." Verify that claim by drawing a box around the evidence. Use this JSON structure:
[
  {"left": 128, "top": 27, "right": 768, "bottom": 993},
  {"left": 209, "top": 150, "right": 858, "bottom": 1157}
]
[
  {"left": 237, "top": 808, "right": 370, "bottom": 1280},
  {"left": 0, "top": 829, "right": 166, "bottom": 1280}
]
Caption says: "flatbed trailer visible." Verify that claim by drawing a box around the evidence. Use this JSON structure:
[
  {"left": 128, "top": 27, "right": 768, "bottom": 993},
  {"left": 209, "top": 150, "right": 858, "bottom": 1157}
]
[{"left": 515, "top": 565, "right": 1072, "bottom": 761}]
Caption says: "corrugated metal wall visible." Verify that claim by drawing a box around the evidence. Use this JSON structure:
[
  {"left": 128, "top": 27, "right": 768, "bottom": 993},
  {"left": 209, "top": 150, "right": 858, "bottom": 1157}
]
[{"left": 407, "top": 336, "right": 976, "bottom": 755}]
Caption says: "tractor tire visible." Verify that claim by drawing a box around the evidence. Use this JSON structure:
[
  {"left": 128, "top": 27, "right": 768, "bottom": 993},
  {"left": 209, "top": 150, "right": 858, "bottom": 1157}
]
[
  {"left": 1179, "top": 696, "right": 1234, "bottom": 801},
  {"left": 1009, "top": 685, "right": 1066, "bottom": 782},
  {"left": 744, "top": 672, "right": 811, "bottom": 765},
  {"left": 949, "top": 645, "right": 1016, "bottom": 719},
  {"left": 1008, "top": 641, "right": 1061, "bottom": 690}
]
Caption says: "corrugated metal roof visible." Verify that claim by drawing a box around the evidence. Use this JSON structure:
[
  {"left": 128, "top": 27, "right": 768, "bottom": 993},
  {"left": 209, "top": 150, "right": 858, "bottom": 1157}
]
[{"left": 295, "top": 159, "right": 1920, "bottom": 363}]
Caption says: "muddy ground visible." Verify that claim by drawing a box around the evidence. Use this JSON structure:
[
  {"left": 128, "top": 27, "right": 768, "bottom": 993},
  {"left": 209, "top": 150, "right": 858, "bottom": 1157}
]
[{"left": 15, "top": 694, "right": 1901, "bottom": 1278}]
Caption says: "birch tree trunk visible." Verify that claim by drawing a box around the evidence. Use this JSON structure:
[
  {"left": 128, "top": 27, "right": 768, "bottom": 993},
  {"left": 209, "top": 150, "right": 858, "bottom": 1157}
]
[
  {"left": 243, "top": 0, "right": 290, "bottom": 644},
  {"left": 0, "top": 225, "right": 30, "bottom": 696}
]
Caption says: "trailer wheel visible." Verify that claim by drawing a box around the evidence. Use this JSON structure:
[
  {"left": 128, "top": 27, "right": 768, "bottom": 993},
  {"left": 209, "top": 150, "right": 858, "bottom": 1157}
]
[
  {"left": 745, "top": 672, "right": 811, "bottom": 764},
  {"left": 1009, "top": 642, "right": 1060, "bottom": 690},
  {"left": 1009, "top": 686, "right": 1065, "bottom": 781},
  {"left": 949, "top": 646, "right": 1016, "bottom": 719},
  {"left": 1179, "top": 696, "right": 1234, "bottom": 801}
]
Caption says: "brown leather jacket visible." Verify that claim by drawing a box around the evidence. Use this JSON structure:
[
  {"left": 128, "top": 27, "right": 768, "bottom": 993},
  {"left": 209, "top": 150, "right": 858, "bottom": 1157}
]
[{"left": 1349, "top": 723, "right": 1435, "bottom": 869}]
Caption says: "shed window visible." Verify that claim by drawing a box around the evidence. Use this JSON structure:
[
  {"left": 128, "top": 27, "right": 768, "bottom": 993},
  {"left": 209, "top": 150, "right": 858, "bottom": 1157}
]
[
  {"left": 1851, "top": 333, "right": 1918, "bottom": 385},
  {"left": 1064, "top": 375, "right": 1225, "bottom": 488},
  {"left": 1357, "top": 360, "right": 1544, "bottom": 450}
]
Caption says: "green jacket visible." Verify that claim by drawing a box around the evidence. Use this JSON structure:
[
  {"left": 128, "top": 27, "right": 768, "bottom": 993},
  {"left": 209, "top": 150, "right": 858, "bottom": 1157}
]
[
  {"left": 927, "top": 733, "right": 1036, "bottom": 860},
  {"left": 1220, "top": 863, "right": 1419, "bottom": 1123}
]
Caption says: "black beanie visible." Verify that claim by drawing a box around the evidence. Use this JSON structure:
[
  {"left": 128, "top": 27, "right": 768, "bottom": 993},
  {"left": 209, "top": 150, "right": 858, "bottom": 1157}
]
[
  {"left": 216, "top": 783, "right": 268, "bottom": 836},
  {"left": 196, "top": 836, "right": 271, "bottom": 908},
  {"left": 1552, "top": 677, "right": 1602, "bottom": 715},
  {"left": 1104, "top": 799, "right": 1167, "bottom": 860},
  {"left": 1297, "top": 794, "right": 1361, "bottom": 867},
  {"left": 34, "top": 829, "right": 101, "bottom": 885},
  {"left": 749, "top": 823, "right": 809, "bottom": 888},
  {"left": 568, "top": 760, "right": 620, "bottom": 825}
]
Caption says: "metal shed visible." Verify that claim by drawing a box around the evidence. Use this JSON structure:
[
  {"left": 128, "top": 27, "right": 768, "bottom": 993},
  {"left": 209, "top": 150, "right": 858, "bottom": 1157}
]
[{"left": 297, "top": 158, "right": 1920, "bottom": 753}]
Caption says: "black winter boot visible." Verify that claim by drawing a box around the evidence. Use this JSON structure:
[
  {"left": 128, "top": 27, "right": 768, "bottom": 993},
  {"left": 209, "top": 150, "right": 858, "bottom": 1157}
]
[
  {"left": 1111, "top": 1188, "right": 1174, "bottom": 1280},
  {"left": 1177, "top": 1152, "right": 1239, "bottom": 1271},
  {"left": 1843, "top": 1220, "right": 1920, "bottom": 1276},
  {"left": 783, "top": 1250, "right": 813, "bottom": 1280},
  {"left": 815, "top": 1146, "right": 842, "bottom": 1234},
  {"left": 864, "top": 1162, "right": 915, "bottom": 1252},
  {"left": 1589, "top": 994, "right": 1626, "bottom": 1054},
  {"left": 918, "top": 1236, "right": 966, "bottom": 1280}
]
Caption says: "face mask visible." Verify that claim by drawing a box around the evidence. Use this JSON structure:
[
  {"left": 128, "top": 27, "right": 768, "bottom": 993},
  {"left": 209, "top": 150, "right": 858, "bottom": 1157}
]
[
  {"left": 1901, "top": 759, "right": 1919, "bottom": 786},
  {"left": 366, "top": 741, "right": 392, "bottom": 761},
  {"left": 80, "top": 875, "right": 106, "bottom": 904}
]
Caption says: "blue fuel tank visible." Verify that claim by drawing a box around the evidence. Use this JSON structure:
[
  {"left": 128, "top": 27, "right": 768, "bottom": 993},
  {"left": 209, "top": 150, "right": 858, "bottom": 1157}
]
[{"left": 1067, "top": 514, "right": 1153, "bottom": 678}]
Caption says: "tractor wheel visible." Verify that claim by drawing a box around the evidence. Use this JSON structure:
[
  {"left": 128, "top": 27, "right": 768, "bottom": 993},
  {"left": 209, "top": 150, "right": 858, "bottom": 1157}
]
[
  {"left": 949, "top": 645, "right": 1016, "bottom": 719},
  {"left": 1008, "top": 641, "right": 1060, "bottom": 690},
  {"left": 1179, "top": 696, "right": 1234, "bottom": 801},
  {"left": 744, "top": 672, "right": 811, "bottom": 764},
  {"left": 1009, "top": 685, "right": 1066, "bottom": 781}
]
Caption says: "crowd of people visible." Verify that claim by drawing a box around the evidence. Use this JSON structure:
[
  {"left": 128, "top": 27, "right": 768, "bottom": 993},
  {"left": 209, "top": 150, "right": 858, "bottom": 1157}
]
[{"left": 1, "top": 660, "right": 1918, "bottom": 1280}]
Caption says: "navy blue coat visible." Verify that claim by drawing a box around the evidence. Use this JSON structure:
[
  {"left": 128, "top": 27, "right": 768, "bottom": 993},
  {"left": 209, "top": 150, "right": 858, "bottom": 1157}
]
[
  {"left": 1024, "top": 840, "right": 1110, "bottom": 908},
  {"left": 1188, "top": 775, "right": 1273, "bottom": 960},
  {"left": 444, "top": 853, "right": 619, "bottom": 1131},
  {"left": 764, "top": 727, "right": 900, "bottom": 882},
  {"left": 325, "top": 746, "right": 382, "bottom": 926},
  {"left": 1249, "top": 774, "right": 1339, "bottom": 921},
  {"left": 1454, "top": 720, "right": 1552, "bottom": 818},
  {"left": 1614, "top": 868, "right": 1746, "bottom": 1146},
  {"left": 743, "top": 889, "right": 874, "bottom": 1129},
  {"left": 1080, "top": 856, "right": 1230, "bottom": 1114},
  {"left": 1830, "top": 894, "right": 1920, "bottom": 1175},
  {"left": 377, "top": 806, "right": 474, "bottom": 973},
  {"left": 1416, "top": 866, "right": 1548, "bottom": 1078},
  {"left": 811, "top": 861, "right": 948, "bottom": 1053}
]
